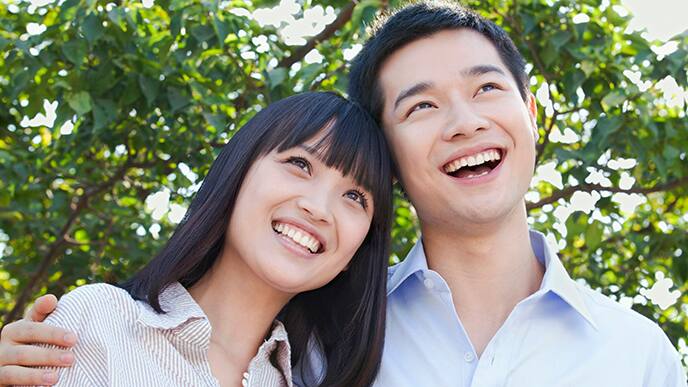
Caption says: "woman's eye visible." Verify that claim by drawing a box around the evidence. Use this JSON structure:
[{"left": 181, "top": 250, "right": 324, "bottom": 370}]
[
  {"left": 344, "top": 189, "right": 368, "bottom": 209},
  {"left": 408, "top": 102, "right": 434, "bottom": 116},
  {"left": 478, "top": 83, "right": 497, "bottom": 94},
  {"left": 286, "top": 156, "right": 311, "bottom": 174}
]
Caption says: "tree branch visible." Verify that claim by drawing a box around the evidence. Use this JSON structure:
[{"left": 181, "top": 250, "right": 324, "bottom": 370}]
[
  {"left": 526, "top": 176, "right": 688, "bottom": 211},
  {"left": 2, "top": 162, "right": 133, "bottom": 323},
  {"left": 277, "top": 1, "right": 357, "bottom": 69},
  {"left": 498, "top": 9, "right": 555, "bottom": 83}
]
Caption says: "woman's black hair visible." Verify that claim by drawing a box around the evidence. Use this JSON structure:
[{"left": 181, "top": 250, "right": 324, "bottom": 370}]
[{"left": 120, "top": 91, "right": 392, "bottom": 387}]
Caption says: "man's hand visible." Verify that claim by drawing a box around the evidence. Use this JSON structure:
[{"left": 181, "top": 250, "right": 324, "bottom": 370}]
[{"left": 0, "top": 295, "right": 76, "bottom": 386}]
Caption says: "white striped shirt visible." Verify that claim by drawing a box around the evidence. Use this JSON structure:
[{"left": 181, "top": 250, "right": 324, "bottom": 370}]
[{"left": 41, "top": 282, "right": 292, "bottom": 387}]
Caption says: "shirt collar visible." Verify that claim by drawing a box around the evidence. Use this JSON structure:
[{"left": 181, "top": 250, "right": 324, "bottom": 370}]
[
  {"left": 249, "top": 320, "right": 293, "bottom": 386},
  {"left": 387, "top": 230, "right": 598, "bottom": 329},
  {"left": 387, "top": 238, "right": 429, "bottom": 295},
  {"left": 530, "top": 230, "right": 598, "bottom": 329},
  {"left": 136, "top": 282, "right": 207, "bottom": 329}
]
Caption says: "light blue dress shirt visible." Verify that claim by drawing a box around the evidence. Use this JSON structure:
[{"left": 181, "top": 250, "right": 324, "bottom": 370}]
[{"left": 375, "top": 230, "right": 687, "bottom": 387}]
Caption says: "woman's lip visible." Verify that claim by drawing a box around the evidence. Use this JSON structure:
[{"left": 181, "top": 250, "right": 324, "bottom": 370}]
[
  {"left": 272, "top": 217, "right": 326, "bottom": 251},
  {"left": 274, "top": 230, "right": 320, "bottom": 258}
]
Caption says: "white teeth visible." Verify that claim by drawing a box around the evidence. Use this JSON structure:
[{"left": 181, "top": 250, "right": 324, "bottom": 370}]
[
  {"left": 273, "top": 223, "right": 321, "bottom": 253},
  {"left": 443, "top": 149, "right": 502, "bottom": 173}
]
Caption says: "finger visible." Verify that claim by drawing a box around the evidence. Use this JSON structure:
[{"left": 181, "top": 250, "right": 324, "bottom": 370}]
[
  {"left": 1, "top": 321, "right": 76, "bottom": 347},
  {"left": 24, "top": 295, "right": 58, "bottom": 322},
  {"left": 0, "top": 365, "right": 59, "bottom": 386},
  {"left": 0, "top": 344, "right": 74, "bottom": 367}
]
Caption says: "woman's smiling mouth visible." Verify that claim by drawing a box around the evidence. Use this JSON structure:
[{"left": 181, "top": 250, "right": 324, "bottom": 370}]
[{"left": 272, "top": 221, "right": 323, "bottom": 254}]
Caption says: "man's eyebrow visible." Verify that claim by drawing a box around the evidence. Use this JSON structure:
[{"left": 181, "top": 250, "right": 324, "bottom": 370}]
[
  {"left": 461, "top": 64, "right": 506, "bottom": 78},
  {"left": 393, "top": 81, "right": 433, "bottom": 111}
]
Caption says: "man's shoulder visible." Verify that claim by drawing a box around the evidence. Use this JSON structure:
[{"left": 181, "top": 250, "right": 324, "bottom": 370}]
[{"left": 574, "top": 282, "right": 672, "bottom": 344}]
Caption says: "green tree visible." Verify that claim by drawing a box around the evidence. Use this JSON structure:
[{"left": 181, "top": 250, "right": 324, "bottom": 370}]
[{"left": 1, "top": 0, "right": 686, "bottom": 368}]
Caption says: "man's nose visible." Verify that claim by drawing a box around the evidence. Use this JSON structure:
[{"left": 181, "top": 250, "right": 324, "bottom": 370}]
[{"left": 441, "top": 100, "right": 489, "bottom": 141}]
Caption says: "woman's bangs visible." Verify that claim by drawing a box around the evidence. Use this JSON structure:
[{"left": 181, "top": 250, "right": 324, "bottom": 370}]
[
  {"left": 306, "top": 115, "right": 387, "bottom": 196},
  {"left": 263, "top": 94, "right": 388, "bottom": 199}
]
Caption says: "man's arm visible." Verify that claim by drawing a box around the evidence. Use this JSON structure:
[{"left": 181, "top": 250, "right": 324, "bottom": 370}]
[{"left": 0, "top": 295, "right": 77, "bottom": 386}]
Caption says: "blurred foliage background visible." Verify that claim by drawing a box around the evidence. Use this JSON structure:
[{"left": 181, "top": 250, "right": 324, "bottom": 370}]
[{"left": 0, "top": 0, "right": 686, "bottom": 369}]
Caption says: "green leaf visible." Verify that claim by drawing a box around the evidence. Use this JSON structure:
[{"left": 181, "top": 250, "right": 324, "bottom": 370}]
[
  {"left": 59, "top": 0, "right": 81, "bottom": 21},
  {"left": 82, "top": 13, "right": 105, "bottom": 44},
  {"left": 601, "top": 90, "right": 626, "bottom": 110},
  {"left": 138, "top": 75, "right": 160, "bottom": 106},
  {"left": 585, "top": 221, "right": 604, "bottom": 251},
  {"left": 203, "top": 113, "right": 227, "bottom": 131},
  {"left": 107, "top": 8, "right": 125, "bottom": 27},
  {"left": 267, "top": 68, "right": 287, "bottom": 89},
  {"left": 581, "top": 60, "right": 596, "bottom": 76},
  {"left": 170, "top": 11, "right": 183, "bottom": 38},
  {"left": 66, "top": 91, "right": 93, "bottom": 115},
  {"left": 11, "top": 70, "right": 30, "bottom": 100},
  {"left": 92, "top": 98, "right": 117, "bottom": 131},
  {"left": 190, "top": 25, "right": 215, "bottom": 43},
  {"left": 167, "top": 87, "right": 189, "bottom": 112},
  {"left": 551, "top": 30, "right": 572, "bottom": 49},
  {"left": 562, "top": 69, "right": 585, "bottom": 102},
  {"left": 212, "top": 15, "right": 229, "bottom": 47},
  {"left": 62, "top": 40, "right": 88, "bottom": 67}
]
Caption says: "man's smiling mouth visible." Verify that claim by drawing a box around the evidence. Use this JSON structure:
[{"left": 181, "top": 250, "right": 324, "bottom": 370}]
[{"left": 443, "top": 148, "right": 503, "bottom": 179}]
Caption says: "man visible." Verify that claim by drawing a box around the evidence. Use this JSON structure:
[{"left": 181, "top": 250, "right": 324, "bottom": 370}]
[{"left": 1, "top": 2, "right": 686, "bottom": 386}]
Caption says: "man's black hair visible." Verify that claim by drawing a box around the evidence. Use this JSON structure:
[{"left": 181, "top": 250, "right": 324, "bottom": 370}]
[{"left": 348, "top": 1, "right": 529, "bottom": 125}]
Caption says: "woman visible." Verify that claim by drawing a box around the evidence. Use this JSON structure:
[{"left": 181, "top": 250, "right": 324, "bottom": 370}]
[{"left": 5, "top": 92, "right": 392, "bottom": 386}]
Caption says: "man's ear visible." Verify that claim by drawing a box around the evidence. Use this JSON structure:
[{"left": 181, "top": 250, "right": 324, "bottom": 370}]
[{"left": 526, "top": 92, "right": 539, "bottom": 142}]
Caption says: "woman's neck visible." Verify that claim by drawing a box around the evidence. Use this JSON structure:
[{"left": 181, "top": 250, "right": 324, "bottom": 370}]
[{"left": 188, "top": 248, "right": 292, "bottom": 386}]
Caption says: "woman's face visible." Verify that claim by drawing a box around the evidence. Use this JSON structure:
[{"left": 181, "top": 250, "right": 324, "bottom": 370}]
[{"left": 225, "top": 136, "right": 375, "bottom": 295}]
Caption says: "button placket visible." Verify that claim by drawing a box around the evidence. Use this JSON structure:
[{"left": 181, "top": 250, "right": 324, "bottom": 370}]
[{"left": 463, "top": 352, "right": 475, "bottom": 363}]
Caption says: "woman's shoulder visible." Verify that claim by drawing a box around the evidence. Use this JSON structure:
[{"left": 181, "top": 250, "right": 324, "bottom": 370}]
[{"left": 47, "top": 283, "right": 139, "bottom": 329}]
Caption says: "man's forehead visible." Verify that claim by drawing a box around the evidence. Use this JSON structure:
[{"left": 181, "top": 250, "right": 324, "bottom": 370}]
[
  {"left": 378, "top": 30, "right": 509, "bottom": 112},
  {"left": 378, "top": 29, "right": 505, "bottom": 91}
]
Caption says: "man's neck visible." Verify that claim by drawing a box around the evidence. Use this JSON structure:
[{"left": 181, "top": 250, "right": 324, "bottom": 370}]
[{"left": 420, "top": 204, "right": 544, "bottom": 356}]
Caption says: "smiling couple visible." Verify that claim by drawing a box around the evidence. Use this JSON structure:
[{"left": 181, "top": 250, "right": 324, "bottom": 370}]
[{"left": 0, "top": 2, "right": 685, "bottom": 387}]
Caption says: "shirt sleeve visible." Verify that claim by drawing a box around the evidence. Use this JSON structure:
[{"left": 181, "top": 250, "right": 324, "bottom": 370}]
[{"left": 41, "top": 285, "right": 109, "bottom": 386}]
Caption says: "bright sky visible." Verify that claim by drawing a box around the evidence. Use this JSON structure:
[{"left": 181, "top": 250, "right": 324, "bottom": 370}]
[{"left": 623, "top": 0, "right": 688, "bottom": 41}]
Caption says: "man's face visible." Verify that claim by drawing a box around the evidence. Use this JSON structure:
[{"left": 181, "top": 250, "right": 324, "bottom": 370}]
[{"left": 378, "top": 29, "right": 538, "bottom": 231}]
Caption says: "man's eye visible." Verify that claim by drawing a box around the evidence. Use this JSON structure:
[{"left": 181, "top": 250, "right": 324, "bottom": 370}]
[
  {"left": 344, "top": 189, "right": 368, "bottom": 209},
  {"left": 286, "top": 156, "right": 311, "bottom": 174}
]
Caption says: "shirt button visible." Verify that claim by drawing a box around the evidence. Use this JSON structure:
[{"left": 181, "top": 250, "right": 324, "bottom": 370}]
[
  {"left": 423, "top": 278, "right": 434, "bottom": 290},
  {"left": 464, "top": 352, "right": 475, "bottom": 362}
]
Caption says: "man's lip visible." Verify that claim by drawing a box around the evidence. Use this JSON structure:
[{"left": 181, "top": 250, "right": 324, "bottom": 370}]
[
  {"left": 440, "top": 144, "right": 506, "bottom": 172},
  {"left": 271, "top": 217, "right": 327, "bottom": 252}
]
